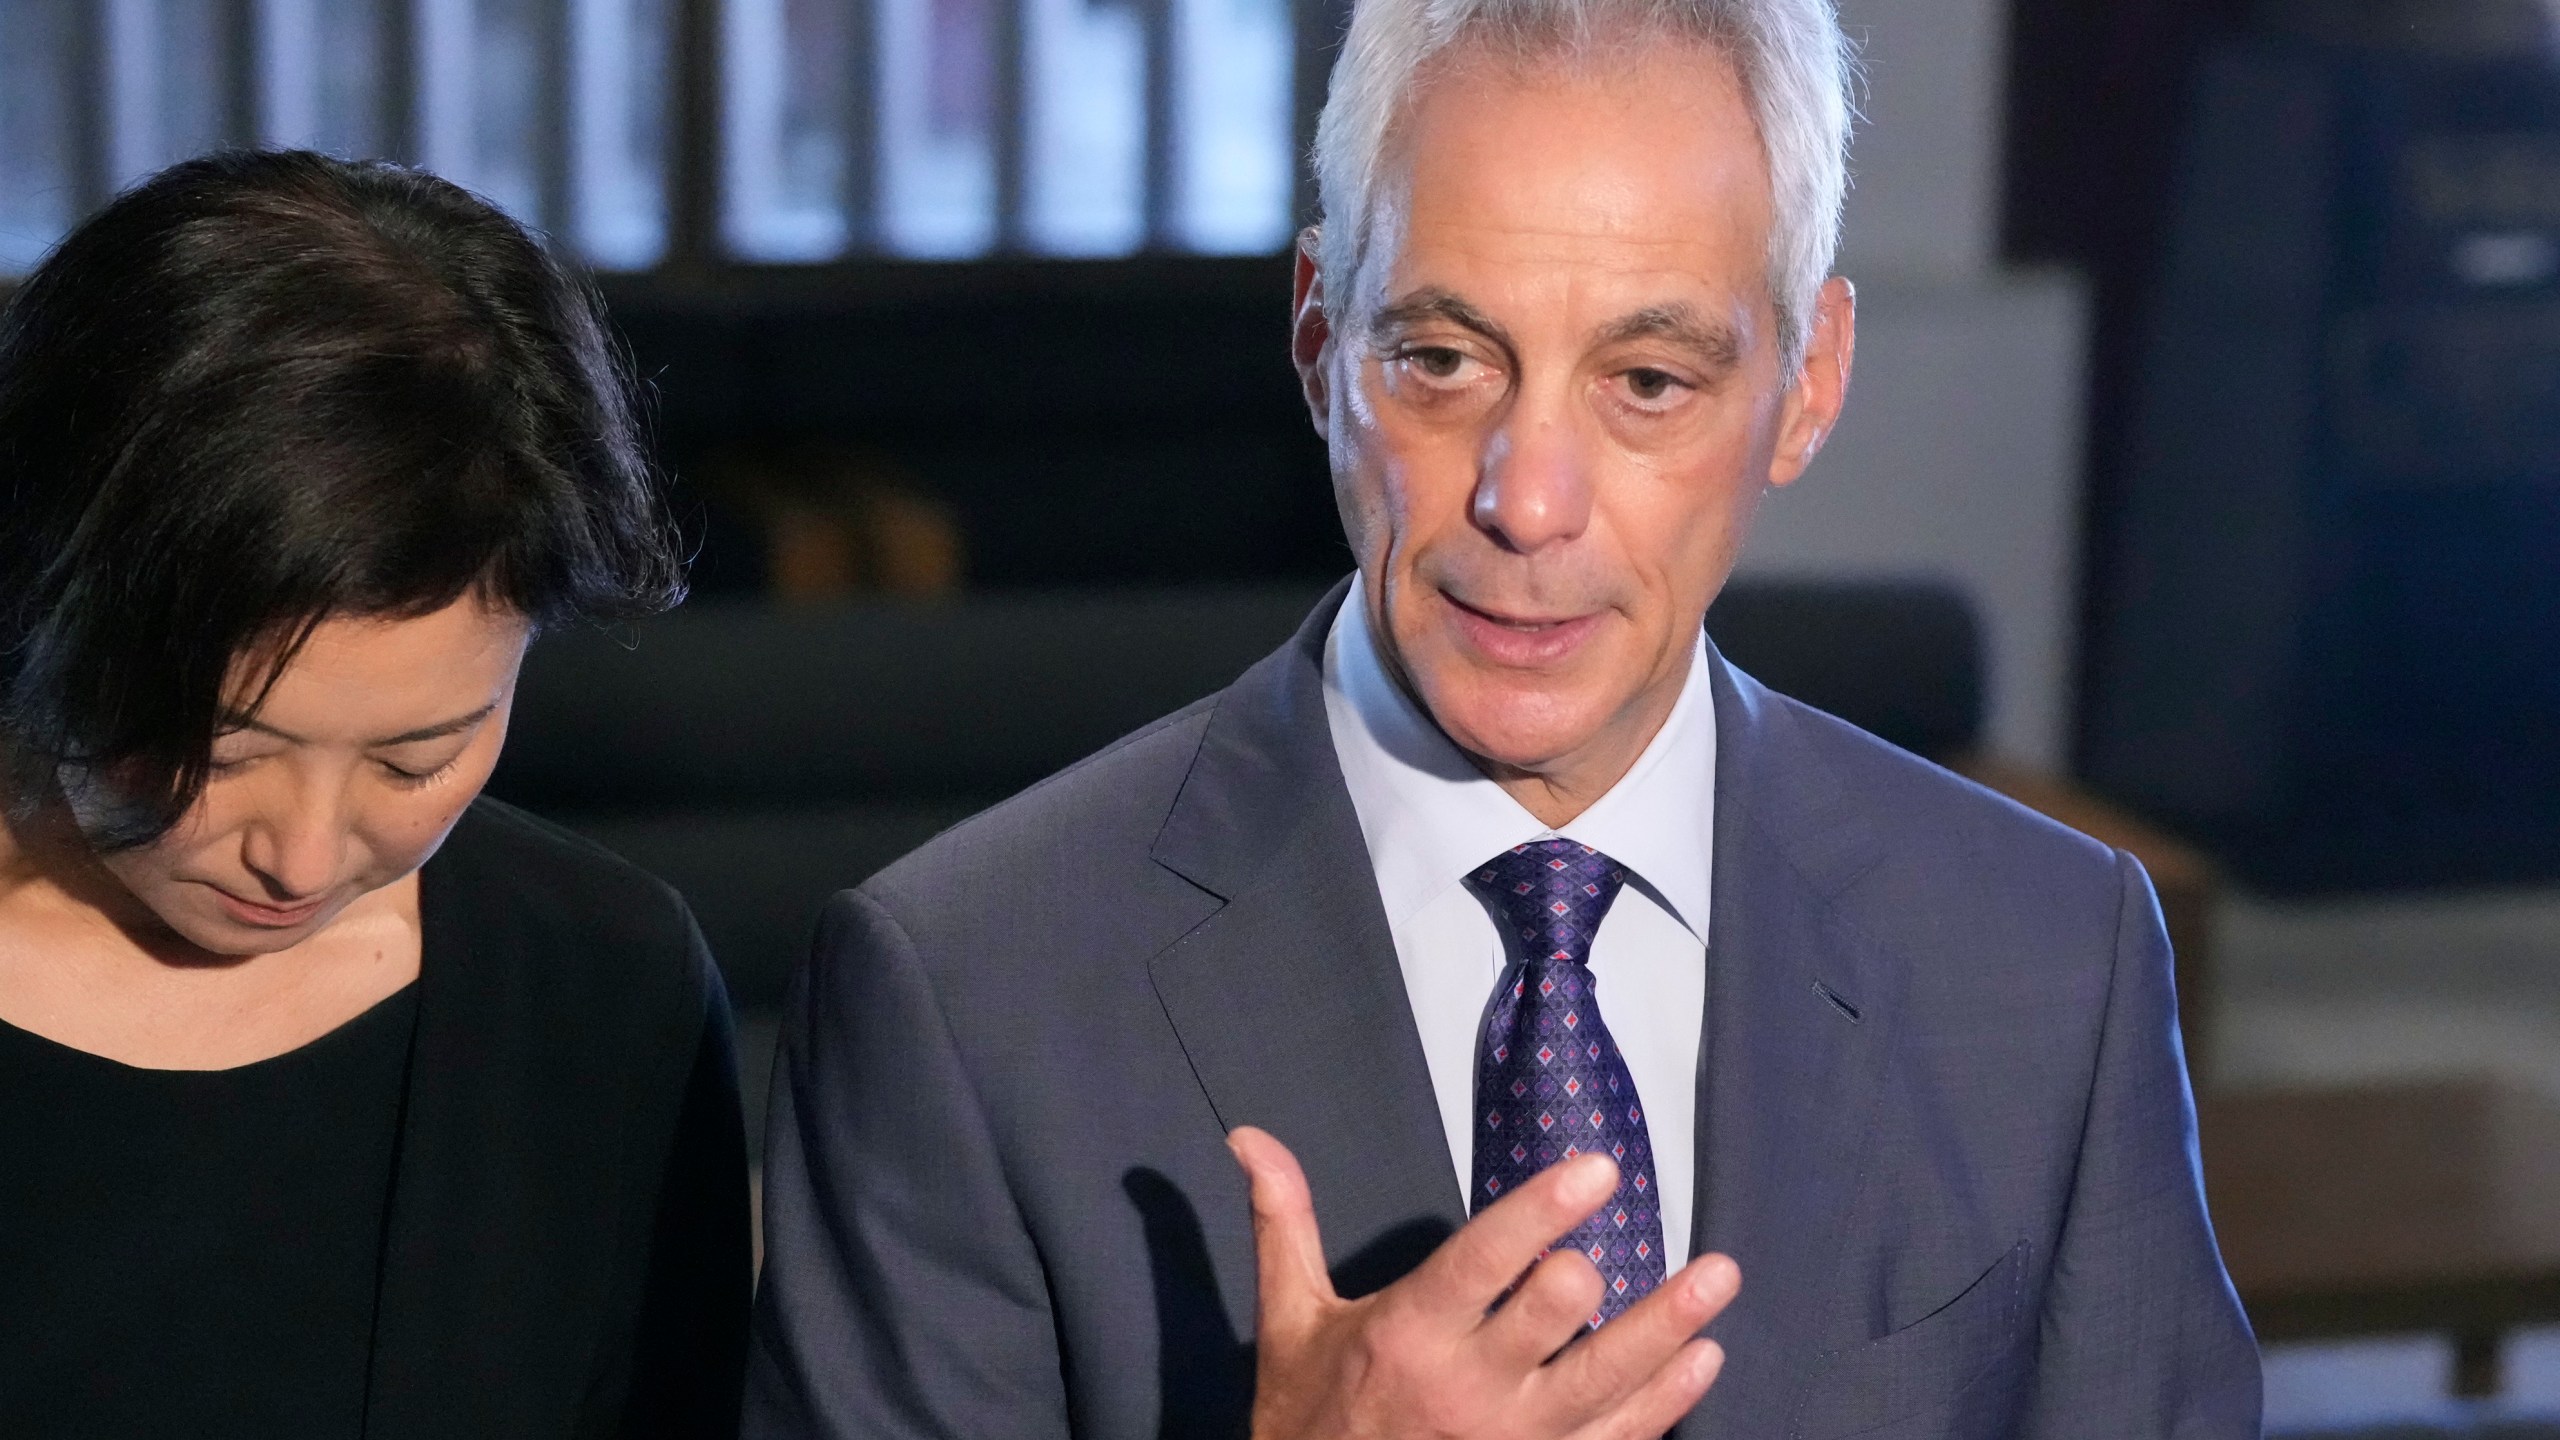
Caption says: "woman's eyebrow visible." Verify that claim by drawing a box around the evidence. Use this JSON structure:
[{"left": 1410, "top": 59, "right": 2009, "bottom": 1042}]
[
  {"left": 219, "top": 701, "right": 498, "bottom": 748},
  {"left": 373, "top": 703, "right": 500, "bottom": 747}
]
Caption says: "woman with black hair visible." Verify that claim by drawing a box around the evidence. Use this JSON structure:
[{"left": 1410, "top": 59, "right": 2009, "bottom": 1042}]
[{"left": 0, "top": 151, "right": 748, "bottom": 1438}]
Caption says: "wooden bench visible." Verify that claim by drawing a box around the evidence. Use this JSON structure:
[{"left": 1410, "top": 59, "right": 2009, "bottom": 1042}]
[{"left": 2201, "top": 1079, "right": 2560, "bottom": 1396}]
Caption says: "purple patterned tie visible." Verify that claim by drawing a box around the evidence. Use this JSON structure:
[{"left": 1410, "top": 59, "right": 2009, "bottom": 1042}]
[{"left": 1466, "top": 840, "right": 1667, "bottom": 1329}]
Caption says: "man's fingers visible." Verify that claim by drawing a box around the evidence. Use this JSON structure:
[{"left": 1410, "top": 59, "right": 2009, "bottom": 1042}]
[
  {"left": 1534, "top": 1252, "right": 1741, "bottom": 1428},
  {"left": 1562, "top": 1340, "right": 1726, "bottom": 1440},
  {"left": 1476, "top": 1249, "right": 1607, "bottom": 1370},
  {"left": 1399, "top": 1153, "right": 1620, "bottom": 1325},
  {"left": 1227, "top": 1126, "right": 1339, "bottom": 1338}
]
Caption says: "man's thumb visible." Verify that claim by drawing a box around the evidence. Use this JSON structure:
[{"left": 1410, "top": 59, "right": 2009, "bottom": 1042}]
[{"left": 1228, "top": 1125, "right": 1336, "bottom": 1334}]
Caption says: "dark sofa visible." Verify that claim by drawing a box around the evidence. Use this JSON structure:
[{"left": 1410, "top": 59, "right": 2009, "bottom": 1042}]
[
  {"left": 483, "top": 578, "right": 1983, "bottom": 1141},
  {"left": 487, "top": 578, "right": 1981, "bottom": 1009}
]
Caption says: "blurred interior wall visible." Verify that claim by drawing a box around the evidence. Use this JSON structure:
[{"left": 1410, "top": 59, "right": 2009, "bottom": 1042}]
[
  {"left": 2002, "top": 0, "right": 2255, "bottom": 770},
  {"left": 1737, "top": 0, "right": 2092, "bottom": 770}
]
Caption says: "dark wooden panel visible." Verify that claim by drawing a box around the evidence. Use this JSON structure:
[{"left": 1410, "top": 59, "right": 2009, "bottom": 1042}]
[{"left": 2202, "top": 1080, "right": 2560, "bottom": 1343}]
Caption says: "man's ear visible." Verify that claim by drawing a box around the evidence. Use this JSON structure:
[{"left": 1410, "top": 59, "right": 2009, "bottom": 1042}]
[
  {"left": 1768, "top": 276, "right": 1856, "bottom": 489},
  {"left": 1290, "top": 228, "right": 1333, "bottom": 437}
]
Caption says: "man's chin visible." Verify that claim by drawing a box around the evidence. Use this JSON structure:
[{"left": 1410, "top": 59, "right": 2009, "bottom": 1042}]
[{"left": 1419, "top": 684, "right": 1616, "bottom": 778}]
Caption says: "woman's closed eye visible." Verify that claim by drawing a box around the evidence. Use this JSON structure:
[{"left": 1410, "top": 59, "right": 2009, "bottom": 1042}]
[
  {"left": 207, "top": 740, "right": 277, "bottom": 776},
  {"left": 377, "top": 751, "right": 467, "bottom": 788}
]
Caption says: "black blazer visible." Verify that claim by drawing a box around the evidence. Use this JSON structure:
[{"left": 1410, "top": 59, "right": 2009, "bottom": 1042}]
[{"left": 367, "top": 798, "right": 751, "bottom": 1439}]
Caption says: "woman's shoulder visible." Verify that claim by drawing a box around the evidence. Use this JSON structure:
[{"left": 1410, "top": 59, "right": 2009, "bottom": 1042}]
[
  {"left": 435, "top": 795, "right": 681, "bottom": 908},
  {"left": 423, "top": 797, "right": 716, "bottom": 1022}
]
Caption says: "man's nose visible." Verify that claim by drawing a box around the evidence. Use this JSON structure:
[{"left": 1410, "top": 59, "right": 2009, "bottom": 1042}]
[
  {"left": 1471, "top": 407, "right": 1594, "bottom": 554},
  {"left": 238, "top": 782, "right": 348, "bottom": 900}
]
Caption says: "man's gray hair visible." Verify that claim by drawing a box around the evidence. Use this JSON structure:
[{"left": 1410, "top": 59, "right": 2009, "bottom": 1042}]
[{"left": 1312, "top": 0, "right": 1853, "bottom": 373}]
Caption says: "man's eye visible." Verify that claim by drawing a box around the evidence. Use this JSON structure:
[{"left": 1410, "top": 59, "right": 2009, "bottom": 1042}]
[
  {"left": 1624, "top": 368, "right": 1681, "bottom": 401},
  {"left": 1405, "top": 347, "right": 1468, "bottom": 380}
]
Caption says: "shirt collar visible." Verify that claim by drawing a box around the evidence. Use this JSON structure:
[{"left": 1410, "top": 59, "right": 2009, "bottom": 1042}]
[{"left": 1321, "top": 575, "right": 1717, "bottom": 941}]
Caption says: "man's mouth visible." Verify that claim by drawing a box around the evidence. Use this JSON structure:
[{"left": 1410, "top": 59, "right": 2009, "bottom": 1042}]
[{"left": 1439, "top": 589, "right": 1606, "bottom": 664}]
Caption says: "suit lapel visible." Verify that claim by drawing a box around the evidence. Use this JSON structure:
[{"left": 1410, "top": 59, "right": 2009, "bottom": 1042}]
[
  {"left": 1142, "top": 597, "right": 1905, "bottom": 1419},
  {"left": 1149, "top": 580, "right": 1467, "bottom": 1296},
  {"left": 1682, "top": 649, "right": 1906, "bottom": 1435}
]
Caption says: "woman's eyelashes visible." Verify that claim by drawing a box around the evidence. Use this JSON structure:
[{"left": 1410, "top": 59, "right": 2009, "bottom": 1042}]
[
  {"left": 377, "top": 753, "right": 465, "bottom": 788},
  {"left": 206, "top": 745, "right": 273, "bottom": 777},
  {"left": 203, "top": 742, "right": 466, "bottom": 787}
]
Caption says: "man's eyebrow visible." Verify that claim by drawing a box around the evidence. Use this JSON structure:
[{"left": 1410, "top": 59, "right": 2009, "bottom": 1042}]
[
  {"left": 1594, "top": 303, "right": 1743, "bottom": 371},
  {"left": 1366, "top": 288, "right": 1516, "bottom": 356},
  {"left": 219, "top": 701, "right": 499, "bottom": 749}
]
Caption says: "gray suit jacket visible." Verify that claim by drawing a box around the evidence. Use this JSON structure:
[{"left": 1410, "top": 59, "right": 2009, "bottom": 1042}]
[{"left": 746, "top": 584, "right": 2260, "bottom": 1440}]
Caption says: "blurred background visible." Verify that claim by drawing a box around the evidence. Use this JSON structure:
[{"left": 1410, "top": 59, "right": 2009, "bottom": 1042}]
[{"left": 6, "top": 0, "right": 2560, "bottom": 1431}]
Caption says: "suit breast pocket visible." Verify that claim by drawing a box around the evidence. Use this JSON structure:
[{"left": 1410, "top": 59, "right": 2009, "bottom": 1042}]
[{"left": 1791, "top": 1241, "right": 2032, "bottom": 1440}]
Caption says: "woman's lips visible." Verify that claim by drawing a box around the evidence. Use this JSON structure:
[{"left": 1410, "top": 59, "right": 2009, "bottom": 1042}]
[
  {"left": 208, "top": 886, "right": 327, "bottom": 929},
  {"left": 1440, "top": 590, "right": 1606, "bottom": 667}
]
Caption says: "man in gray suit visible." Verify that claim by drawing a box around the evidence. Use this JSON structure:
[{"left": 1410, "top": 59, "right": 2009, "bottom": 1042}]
[{"left": 747, "top": 0, "right": 2262, "bottom": 1432}]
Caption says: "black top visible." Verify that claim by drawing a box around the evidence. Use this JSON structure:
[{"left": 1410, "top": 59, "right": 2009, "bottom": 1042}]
[
  {"left": 0, "top": 984, "right": 419, "bottom": 1438},
  {"left": 0, "top": 799, "right": 750, "bottom": 1440}
]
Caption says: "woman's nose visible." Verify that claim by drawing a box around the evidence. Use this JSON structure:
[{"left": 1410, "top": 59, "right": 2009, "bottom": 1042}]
[{"left": 237, "top": 789, "right": 348, "bottom": 899}]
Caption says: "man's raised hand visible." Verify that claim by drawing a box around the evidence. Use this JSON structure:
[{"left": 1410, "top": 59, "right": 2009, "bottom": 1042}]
[{"left": 1227, "top": 1126, "right": 1740, "bottom": 1440}]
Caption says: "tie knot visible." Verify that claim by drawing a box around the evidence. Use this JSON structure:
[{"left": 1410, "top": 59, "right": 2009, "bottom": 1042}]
[{"left": 1465, "top": 839, "right": 1628, "bottom": 968}]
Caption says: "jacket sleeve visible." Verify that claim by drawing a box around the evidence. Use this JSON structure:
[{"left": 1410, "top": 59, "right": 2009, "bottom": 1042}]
[
  {"left": 616, "top": 912, "right": 754, "bottom": 1440},
  {"left": 2019, "top": 851, "right": 2262, "bottom": 1438},
  {"left": 743, "top": 889, "right": 1071, "bottom": 1440}
]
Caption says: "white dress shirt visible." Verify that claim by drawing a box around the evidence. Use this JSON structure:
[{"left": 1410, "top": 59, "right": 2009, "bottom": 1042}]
[{"left": 1321, "top": 578, "right": 1714, "bottom": 1269}]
